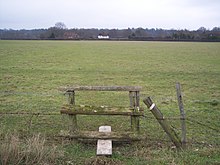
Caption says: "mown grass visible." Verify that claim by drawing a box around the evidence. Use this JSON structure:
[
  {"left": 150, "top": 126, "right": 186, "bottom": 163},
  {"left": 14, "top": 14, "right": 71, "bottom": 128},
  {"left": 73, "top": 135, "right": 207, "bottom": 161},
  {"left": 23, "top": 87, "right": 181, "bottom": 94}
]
[{"left": 0, "top": 40, "right": 220, "bottom": 164}]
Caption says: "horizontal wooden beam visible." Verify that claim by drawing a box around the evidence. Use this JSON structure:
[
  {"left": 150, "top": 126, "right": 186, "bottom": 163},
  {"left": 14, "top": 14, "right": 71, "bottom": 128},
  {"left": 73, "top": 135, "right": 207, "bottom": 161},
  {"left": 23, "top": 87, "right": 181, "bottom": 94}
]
[
  {"left": 61, "top": 105, "right": 144, "bottom": 116},
  {"left": 61, "top": 109, "right": 143, "bottom": 116},
  {"left": 59, "top": 86, "right": 142, "bottom": 92},
  {"left": 59, "top": 131, "right": 143, "bottom": 142}
]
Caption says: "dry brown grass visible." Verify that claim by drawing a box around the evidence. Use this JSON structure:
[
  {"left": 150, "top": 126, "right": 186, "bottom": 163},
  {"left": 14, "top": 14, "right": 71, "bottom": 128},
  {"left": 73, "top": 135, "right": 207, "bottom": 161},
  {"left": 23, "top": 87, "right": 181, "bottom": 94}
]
[{"left": 0, "top": 133, "right": 63, "bottom": 165}]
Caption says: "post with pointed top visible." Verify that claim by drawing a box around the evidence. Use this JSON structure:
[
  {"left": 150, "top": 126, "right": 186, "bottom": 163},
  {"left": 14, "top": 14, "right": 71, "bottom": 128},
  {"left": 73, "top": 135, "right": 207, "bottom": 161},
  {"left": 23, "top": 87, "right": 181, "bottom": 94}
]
[
  {"left": 143, "top": 97, "right": 182, "bottom": 149},
  {"left": 176, "top": 82, "right": 186, "bottom": 148}
]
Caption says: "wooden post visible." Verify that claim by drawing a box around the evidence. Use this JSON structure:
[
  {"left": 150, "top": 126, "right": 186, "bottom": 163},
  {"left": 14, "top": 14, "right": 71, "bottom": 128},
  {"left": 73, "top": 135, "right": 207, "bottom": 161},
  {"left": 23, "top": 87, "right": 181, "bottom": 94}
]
[
  {"left": 143, "top": 97, "right": 182, "bottom": 149},
  {"left": 129, "top": 91, "right": 140, "bottom": 132},
  {"left": 129, "top": 91, "right": 134, "bottom": 131},
  {"left": 68, "top": 91, "right": 75, "bottom": 105},
  {"left": 129, "top": 91, "right": 134, "bottom": 108},
  {"left": 135, "top": 91, "right": 140, "bottom": 108},
  {"left": 176, "top": 82, "right": 186, "bottom": 148},
  {"left": 135, "top": 91, "right": 140, "bottom": 132},
  {"left": 67, "top": 91, "right": 77, "bottom": 132}
]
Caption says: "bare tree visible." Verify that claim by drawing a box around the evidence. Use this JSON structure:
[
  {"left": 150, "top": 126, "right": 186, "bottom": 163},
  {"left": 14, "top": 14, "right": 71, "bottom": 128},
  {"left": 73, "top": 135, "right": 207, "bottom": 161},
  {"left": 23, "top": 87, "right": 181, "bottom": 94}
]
[{"left": 55, "top": 22, "right": 67, "bottom": 29}]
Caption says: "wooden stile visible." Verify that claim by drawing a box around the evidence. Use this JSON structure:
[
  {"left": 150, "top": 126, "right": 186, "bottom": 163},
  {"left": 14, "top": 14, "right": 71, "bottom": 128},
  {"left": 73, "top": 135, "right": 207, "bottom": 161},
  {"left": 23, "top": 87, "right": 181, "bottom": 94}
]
[{"left": 59, "top": 85, "right": 142, "bottom": 140}]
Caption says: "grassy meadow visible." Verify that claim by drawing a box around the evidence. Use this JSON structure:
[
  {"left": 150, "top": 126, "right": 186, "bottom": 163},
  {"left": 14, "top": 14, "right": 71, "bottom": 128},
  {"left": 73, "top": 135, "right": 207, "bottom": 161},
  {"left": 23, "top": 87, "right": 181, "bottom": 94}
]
[{"left": 0, "top": 40, "right": 220, "bottom": 164}]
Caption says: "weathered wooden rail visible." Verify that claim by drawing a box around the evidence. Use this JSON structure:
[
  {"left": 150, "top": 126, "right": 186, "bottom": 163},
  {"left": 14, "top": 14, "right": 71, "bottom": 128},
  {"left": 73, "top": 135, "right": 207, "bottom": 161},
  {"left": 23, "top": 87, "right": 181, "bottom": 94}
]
[
  {"left": 59, "top": 131, "right": 143, "bottom": 142},
  {"left": 61, "top": 105, "right": 143, "bottom": 116},
  {"left": 59, "top": 86, "right": 142, "bottom": 92},
  {"left": 59, "top": 86, "right": 143, "bottom": 141}
]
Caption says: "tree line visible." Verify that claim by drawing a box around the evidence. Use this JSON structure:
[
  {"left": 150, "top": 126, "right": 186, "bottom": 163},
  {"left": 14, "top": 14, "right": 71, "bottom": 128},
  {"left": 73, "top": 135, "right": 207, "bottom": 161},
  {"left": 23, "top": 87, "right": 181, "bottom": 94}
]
[{"left": 0, "top": 22, "right": 220, "bottom": 41}]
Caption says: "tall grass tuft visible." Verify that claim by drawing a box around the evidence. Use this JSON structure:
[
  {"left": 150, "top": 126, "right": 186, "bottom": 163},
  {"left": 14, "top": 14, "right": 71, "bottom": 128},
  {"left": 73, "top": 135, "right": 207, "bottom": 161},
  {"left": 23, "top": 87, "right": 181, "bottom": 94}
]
[{"left": 0, "top": 133, "right": 63, "bottom": 165}]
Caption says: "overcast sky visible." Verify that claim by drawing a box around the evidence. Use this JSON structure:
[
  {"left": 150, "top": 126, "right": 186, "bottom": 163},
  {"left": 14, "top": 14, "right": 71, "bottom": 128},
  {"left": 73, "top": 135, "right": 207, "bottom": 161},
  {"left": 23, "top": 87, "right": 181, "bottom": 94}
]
[{"left": 0, "top": 0, "right": 219, "bottom": 30}]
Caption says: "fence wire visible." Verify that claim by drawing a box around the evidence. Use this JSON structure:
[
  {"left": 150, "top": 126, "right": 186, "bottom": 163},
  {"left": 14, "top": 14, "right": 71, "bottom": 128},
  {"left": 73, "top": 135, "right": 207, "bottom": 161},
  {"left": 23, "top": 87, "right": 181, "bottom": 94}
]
[{"left": 0, "top": 92, "right": 219, "bottom": 148}]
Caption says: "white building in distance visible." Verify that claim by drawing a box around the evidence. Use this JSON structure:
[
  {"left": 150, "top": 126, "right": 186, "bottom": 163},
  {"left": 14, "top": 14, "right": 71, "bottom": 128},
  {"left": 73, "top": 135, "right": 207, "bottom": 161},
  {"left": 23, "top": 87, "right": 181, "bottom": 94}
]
[{"left": 98, "top": 35, "right": 110, "bottom": 39}]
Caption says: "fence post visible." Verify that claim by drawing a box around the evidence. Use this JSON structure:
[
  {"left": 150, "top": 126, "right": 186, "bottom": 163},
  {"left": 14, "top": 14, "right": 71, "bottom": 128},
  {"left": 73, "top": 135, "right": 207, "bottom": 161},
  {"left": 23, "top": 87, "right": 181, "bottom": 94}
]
[
  {"left": 176, "top": 82, "right": 186, "bottom": 148},
  {"left": 143, "top": 97, "right": 182, "bottom": 149},
  {"left": 68, "top": 91, "right": 75, "bottom": 105},
  {"left": 129, "top": 91, "right": 140, "bottom": 132},
  {"left": 67, "top": 91, "right": 77, "bottom": 132}
]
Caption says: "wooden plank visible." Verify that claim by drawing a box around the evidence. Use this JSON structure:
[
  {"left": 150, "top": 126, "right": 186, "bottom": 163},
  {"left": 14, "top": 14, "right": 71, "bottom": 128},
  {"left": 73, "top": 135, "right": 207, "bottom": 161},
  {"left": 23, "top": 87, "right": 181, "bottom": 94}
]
[
  {"left": 61, "top": 105, "right": 144, "bottom": 116},
  {"left": 62, "top": 104, "right": 134, "bottom": 111},
  {"left": 60, "top": 109, "right": 143, "bottom": 116},
  {"left": 58, "top": 131, "right": 143, "bottom": 141},
  {"left": 97, "top": 126, "right": 112, "bottom": 156},
  {"left": 59, "top": 86, "right": 142, "bottom": 92}
]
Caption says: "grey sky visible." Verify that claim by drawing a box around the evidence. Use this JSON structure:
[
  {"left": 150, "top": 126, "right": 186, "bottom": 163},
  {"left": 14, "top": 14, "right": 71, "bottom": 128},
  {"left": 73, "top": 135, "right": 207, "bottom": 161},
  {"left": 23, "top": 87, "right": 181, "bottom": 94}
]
[{"left": 0, "top": 0, "right": 219, "bottom": 30}]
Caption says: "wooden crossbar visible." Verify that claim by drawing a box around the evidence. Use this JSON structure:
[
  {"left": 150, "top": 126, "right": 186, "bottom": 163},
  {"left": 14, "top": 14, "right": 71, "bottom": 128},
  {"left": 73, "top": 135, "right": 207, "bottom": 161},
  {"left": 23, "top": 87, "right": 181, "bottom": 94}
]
[
  {"left": 59, "top": 86, "right": 142, "bottom": 92},
  {"left": 61, "top": 110, "right": 143, "bottom": 116},
  {"left": 60, "top": 106, "right": 144, "bottom": 116},
  {"left": 58, "top": 131, "right": 143, "bottom": 141}
]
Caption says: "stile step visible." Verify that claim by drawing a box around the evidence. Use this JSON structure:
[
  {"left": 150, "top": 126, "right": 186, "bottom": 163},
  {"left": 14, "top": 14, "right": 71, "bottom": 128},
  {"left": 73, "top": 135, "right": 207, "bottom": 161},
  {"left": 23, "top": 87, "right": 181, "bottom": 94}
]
[{"left": 97, "top": 126, "right": 112, "bottom": 156}]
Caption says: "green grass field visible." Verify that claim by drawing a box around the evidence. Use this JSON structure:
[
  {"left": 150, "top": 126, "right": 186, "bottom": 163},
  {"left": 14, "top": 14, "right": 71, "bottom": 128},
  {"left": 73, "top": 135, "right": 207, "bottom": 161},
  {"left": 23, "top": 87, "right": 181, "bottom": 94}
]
[{"left": 0, "top": 40, "right": 220, "bottom": 164}]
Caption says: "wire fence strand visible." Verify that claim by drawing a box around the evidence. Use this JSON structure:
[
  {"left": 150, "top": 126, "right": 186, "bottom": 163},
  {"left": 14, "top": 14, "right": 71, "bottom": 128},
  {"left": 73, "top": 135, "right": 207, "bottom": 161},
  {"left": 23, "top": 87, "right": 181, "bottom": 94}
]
[{"left": 0, "top": 92, "right": 219, "bottom": 147}]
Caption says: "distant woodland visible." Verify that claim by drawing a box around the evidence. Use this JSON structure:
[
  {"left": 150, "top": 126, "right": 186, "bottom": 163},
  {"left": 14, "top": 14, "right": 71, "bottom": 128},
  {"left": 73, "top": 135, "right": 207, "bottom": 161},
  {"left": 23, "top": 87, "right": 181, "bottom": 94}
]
[{"left": 1, "top": 22, "right": 220, "bottom": 41}]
